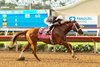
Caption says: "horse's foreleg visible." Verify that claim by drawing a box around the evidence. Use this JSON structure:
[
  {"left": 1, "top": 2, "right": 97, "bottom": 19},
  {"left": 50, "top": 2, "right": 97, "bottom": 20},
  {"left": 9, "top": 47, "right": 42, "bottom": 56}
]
[
  {"left": 68, "top": 43, "right": 75, "bottom": 58},
  {"left": 63, "top": 42, "right": 75, "bottom": 58},
  {"left": 17, "top": 43, "right": 31, "bottom": 61}
]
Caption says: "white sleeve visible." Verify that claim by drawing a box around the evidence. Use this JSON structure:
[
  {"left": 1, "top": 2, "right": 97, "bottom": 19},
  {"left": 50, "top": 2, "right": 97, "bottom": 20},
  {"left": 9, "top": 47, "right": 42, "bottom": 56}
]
[
  {"left": 56, "top": 15, "right": 63, "bottom": 20},
  {"left": 44, "top": 18, "right": 51, "bottom": 26},
  {"left": 44, "top": 18, "right": 47, "bottom": 24}
]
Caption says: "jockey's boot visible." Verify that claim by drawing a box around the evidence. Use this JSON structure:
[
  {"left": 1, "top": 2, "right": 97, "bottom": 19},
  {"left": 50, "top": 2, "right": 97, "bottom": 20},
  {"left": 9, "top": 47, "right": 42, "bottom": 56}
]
[
  {"left": 46, "top": 30, "right": 50, "bottom": 35},
  {"left": 46, "top": 25, "right": 54, "bottom": 35}
]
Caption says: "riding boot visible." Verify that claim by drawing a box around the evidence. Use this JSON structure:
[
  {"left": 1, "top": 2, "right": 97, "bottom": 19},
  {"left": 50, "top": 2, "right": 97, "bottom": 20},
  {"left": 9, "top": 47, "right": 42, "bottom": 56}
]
[{"left": 46, "top": 25, "right": 54, "bottom": 35}]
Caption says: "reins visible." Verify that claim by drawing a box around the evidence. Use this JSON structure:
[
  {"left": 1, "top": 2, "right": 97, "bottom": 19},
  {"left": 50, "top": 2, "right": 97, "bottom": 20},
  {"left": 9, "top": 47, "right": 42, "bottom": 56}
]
[{"left": 73, "top": 23, "right": 81, "bottom": 32}]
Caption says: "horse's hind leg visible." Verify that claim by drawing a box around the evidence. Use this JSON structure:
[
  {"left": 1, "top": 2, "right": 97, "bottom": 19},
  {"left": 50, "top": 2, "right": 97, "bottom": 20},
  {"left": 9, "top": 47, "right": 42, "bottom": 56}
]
[
  {"left": 17, "top": 42, "right": 31, "bottom": 61},
  {"left": 31, "top": 43, "right": 40, "bottom": 61},
  {"left": 63, "top": 42, "right": 75, "bottom": 58},
  {"left": 26, "top": 33, "right": 40, "bottom": 61}
]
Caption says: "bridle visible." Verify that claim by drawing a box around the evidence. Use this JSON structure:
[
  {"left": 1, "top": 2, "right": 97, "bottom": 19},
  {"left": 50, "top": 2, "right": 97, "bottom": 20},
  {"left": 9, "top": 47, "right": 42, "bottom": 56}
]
[
  {"left": 61, "top": 21, "right": 81, "bottom": 32},
  {"left": 72, "top": 23, "right": 81, "bottom": 32}
]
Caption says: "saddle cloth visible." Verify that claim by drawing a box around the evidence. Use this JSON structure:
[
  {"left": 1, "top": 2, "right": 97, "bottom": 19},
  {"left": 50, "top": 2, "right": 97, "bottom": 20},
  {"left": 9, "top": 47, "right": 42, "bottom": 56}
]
[{"left": 38, "top": 28, "right": 52, "bottom": 39}]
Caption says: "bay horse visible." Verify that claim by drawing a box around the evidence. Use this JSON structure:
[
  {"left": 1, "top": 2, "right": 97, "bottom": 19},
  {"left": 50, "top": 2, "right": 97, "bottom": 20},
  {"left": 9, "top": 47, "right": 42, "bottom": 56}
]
[{"left": 9, "top": 20, "right": 83, "bottom": 61}]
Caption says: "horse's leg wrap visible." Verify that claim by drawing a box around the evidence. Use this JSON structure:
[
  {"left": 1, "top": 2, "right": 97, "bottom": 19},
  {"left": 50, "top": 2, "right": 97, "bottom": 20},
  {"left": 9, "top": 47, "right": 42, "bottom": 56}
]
[{"left": 19, "top": 51, "right": 24, "bottom": 58}]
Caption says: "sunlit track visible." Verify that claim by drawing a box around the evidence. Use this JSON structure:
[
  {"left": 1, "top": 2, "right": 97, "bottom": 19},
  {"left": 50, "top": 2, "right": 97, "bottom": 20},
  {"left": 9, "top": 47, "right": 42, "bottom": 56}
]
[{"left": 0, "top": 51, "right": 100, "bottom": 67}]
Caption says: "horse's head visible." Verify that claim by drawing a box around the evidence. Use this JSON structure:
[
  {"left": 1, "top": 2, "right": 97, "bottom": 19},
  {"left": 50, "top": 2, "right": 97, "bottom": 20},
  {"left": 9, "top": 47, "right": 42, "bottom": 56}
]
[{"left": 71, "top": 20, "right": 83, "bottom": 35}]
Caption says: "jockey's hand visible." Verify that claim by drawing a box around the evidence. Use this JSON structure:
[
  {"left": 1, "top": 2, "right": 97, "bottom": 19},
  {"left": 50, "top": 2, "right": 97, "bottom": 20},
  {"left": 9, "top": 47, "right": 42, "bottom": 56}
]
[
  {"left": 53, "top": 22, "right": 58, "bottom": 25},
  {"left": 45, "top": 31, "right": 50, "bottom": 35}
]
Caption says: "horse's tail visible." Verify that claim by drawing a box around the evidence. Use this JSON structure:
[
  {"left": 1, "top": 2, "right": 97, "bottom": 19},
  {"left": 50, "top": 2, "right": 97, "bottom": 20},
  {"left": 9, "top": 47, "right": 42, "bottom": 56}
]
[
  {"left": 8, "top": 30, "right": 28, "bottom": 49},
  {"left": 12, "top": 30, "right": 28, "bottom": 44}
]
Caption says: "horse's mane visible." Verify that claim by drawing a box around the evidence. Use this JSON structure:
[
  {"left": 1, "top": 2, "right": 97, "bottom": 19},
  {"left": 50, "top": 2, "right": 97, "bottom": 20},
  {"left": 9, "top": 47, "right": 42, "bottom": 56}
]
[
  {"left": 59, "top": 21, "right": 71, "bottom": 25},
  {"left": 64, "top": 21, "right": 71, "bottom": 24},
  {"left": 55, "top": 20, "right": 77, "bottom": 27},
  {"left": 61, "top": 20, "right": 77, "bottom": 25}
]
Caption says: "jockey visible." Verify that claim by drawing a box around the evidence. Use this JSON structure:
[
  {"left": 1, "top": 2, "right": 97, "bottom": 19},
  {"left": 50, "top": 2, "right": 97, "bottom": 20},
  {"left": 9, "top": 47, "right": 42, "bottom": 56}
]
[{"left": 44, "top": 15, "right": 64, "bottom": 34}]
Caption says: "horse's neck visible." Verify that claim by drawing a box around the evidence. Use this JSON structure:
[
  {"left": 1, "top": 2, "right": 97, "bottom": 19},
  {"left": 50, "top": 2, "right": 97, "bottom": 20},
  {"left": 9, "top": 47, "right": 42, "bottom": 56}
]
[
  {"left": 65, "top": 27, "right": 72, "bottom": 34},
  {"left": 55, "top": 23, "right": 72, "bottom": 35},
  {"left": 65, "top": 23, "right": 73, "bottom": 34}
]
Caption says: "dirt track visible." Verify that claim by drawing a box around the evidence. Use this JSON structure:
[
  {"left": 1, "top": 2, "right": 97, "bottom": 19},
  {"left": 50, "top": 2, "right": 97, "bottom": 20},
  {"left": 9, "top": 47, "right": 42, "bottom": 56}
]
[{"left": 0, "top": 51, "right": 100, "bottom": 67}]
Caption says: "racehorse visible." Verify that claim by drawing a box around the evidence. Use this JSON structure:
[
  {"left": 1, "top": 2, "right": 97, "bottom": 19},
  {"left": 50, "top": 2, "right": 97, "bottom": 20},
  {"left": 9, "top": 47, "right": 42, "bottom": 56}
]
[{"left": 9, "top": 20, "right": 83, "bottom": 61}]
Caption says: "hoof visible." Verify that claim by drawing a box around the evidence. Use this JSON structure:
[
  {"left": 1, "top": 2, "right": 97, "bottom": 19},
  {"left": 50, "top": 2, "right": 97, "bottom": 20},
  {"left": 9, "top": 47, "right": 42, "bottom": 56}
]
[
  {"left": 8, "top": 46, "right": 15, "bottom": 50},
  {"left": 17, "top": 57, "right": 25, "bottom": 61},
  {"left": 37, "top": 59, "right": 41, "bottom": 62},
  {"left": 72, "top": 55, "right": 75, "bottom": 58},
  {"left": 72, "top": 55, "right": 79, "bottom": 60}
]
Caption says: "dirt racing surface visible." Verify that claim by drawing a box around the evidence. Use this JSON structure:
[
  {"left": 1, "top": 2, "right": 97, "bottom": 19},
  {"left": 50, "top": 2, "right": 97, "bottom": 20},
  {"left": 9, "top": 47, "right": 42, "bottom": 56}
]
[{"left": 0, "top": 51, "right": 100, "bottom": 67}]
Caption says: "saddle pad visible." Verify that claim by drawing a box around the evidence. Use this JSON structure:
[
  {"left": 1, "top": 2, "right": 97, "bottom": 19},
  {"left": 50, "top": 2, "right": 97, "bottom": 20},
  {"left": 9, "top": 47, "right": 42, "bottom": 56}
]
[{"left": 38, "top": 28, "right": 52, "bottom": 39}]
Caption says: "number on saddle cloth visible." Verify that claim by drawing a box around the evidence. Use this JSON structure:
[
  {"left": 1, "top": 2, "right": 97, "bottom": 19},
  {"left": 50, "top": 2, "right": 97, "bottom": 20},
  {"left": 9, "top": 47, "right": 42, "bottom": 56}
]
[
  {"left": 39, "top": 27, "right": 48, "bottom": 34},
  {"left": 38, "top": 27, "right": 52, "bottom": 39},
  {"left": 38, "top": 27, "right": 54, "bottom": 44}
]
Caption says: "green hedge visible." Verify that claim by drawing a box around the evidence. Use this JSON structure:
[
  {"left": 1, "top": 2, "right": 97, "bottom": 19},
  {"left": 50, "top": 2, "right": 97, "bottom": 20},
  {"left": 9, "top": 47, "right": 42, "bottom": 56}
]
[
  {"left": 0, "top": 43, "right": 94, "bottom": 52},
  {"left": 48, "top": 45, "right": 67, "bottom": 52},
  {"left": 73, "top": 44, "right": 94, "bottom": 52},
  {"left": 37, "top": 44, "right": 47, "bottom": 52},
  {"left": 55, "top": 45, "right": 66, "bottom": 52},
  {"left": 0, "top": 43, "right": 4, "bottom": 48},
  {"left": 48, "top": 44, "right": 93, "bottom": 52}
]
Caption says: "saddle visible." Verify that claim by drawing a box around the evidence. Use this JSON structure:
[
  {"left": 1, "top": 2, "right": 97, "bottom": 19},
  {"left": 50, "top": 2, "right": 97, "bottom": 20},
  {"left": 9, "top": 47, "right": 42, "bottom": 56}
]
[
  {"left": 38, "top": 28, "right": 52, "bottom": 39},
  {"left": 38, "top": 28, "right": 54, "bottom": 44}
]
